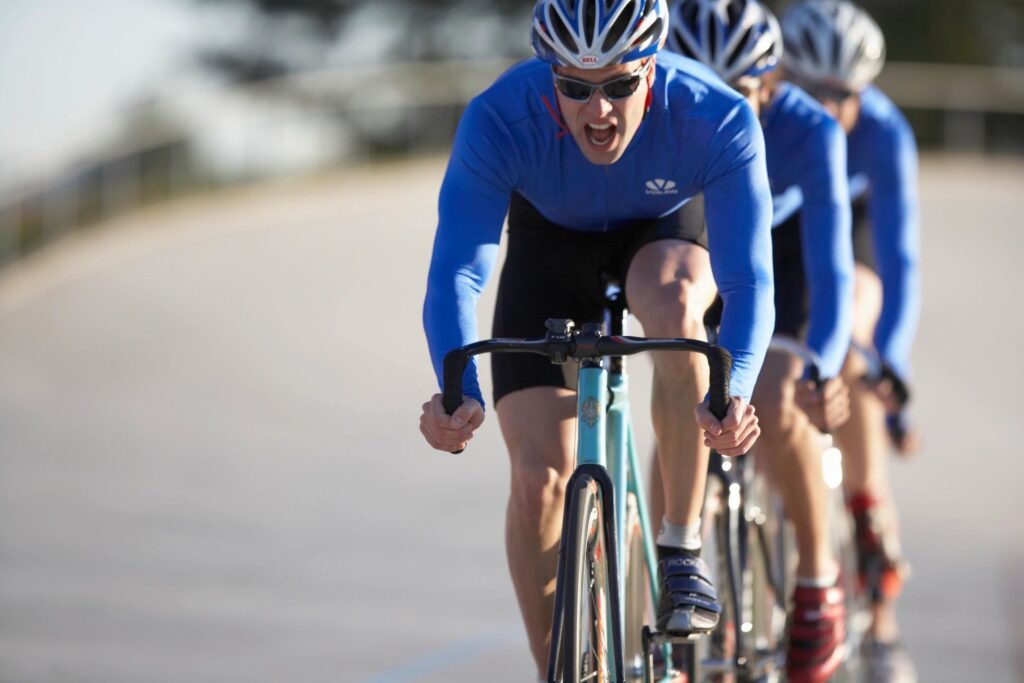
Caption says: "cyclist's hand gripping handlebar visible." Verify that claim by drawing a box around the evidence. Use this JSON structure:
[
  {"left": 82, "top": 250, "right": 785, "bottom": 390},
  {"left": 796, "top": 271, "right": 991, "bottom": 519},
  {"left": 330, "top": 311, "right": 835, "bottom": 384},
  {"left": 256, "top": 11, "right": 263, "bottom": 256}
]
[
  {"left": 705, "top": 345, "right": 732, "bottom": 423},
  {"left": 440, "top": 330, "right": 733, "bottom": 454}
]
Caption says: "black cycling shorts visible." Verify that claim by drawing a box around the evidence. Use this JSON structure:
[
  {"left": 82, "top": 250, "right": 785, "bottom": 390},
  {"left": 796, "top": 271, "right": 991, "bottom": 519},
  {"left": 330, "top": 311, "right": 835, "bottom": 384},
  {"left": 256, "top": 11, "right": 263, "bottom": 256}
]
[
  {"left": 769, "top": 194, "right": 876, "bottom": 339},
  {"left": 490, "top": 192, "right": 708, "bottom": 406},
  {"left": 770, "top": 212, "right": 810, "bottom": 339},
  {"left": 851, "top": 195, "right": 877, "bottom": 273}
]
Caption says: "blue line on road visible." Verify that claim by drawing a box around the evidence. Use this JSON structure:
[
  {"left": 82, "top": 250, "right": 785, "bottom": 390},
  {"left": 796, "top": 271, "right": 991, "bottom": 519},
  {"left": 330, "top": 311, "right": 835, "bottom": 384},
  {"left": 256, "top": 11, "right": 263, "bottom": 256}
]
[{"left": 360, "top": 627, "right": 521, "bottom": 683}]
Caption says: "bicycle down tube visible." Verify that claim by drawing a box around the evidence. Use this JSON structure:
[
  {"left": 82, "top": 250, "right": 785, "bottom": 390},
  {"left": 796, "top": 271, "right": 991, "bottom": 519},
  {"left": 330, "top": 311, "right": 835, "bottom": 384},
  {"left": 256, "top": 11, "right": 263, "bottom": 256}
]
[{"left": 441, "top": 321, "right": 733, "bottom": 683}]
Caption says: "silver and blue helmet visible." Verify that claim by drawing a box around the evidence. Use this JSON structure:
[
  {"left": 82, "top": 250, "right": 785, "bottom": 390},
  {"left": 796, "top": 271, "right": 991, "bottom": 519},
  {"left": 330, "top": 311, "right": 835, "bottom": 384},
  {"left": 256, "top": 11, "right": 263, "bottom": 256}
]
[
  {"left": 780, "top": 0, "right": 885, "bottom": 92},
  {"left": 666, "top": 0, "right": 782, "bottom": 83},
  {"left": 531, "top": 0, "right": 670, "bottom": 69}
]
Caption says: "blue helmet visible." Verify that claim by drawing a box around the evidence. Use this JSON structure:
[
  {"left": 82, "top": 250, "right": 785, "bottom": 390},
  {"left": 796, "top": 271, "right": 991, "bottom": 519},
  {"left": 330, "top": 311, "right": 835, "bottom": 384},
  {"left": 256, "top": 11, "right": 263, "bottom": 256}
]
[
  {"left": 667, "top": 0, "right": 782, "bottom": 83},
  {"left": 531, "top": 0, "right": 670, "bottom": 69}
]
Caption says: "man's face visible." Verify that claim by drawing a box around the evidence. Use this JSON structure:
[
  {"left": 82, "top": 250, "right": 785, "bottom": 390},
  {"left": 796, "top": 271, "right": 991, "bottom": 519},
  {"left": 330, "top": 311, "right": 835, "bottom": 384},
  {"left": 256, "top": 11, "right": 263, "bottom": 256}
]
[
  {"left": 786, "top": 71, "right": 862, "bottom": 132},
  {"left": 553, "top": 58, "right": 655, "bottom": 165},
  {"left": 819, "top": 95, "right": 862, "bottom": 133},
  {"left": 731, "top": 76, "right": 764, "bottom": 117}
]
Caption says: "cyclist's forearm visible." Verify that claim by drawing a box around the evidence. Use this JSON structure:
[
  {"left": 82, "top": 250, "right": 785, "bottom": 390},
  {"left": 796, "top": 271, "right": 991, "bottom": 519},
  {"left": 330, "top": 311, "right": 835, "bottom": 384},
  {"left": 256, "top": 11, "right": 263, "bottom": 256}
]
[
  {"left": 866, "top": 117, "right": 920, "bottom": 381},
  {"left": 703, "top": 103, "right": 775, "bottom": 400},
  {"left": 706, "top": 203, "right": 775, "bottom": 401},
  {"left": 706, "top": 235, "right": 775, "bottom": 401},
  {"left": 716, "top": 279, "right": 774, "bottom": 401},
  {"left": 423, "top": 281, "right": 486, "bottom": 405},
  {"left": 874, "top": 256, "right": 920, "bottom": 382},
  {"left": 423, "top": 215, "right": 501, "bottom": 405},
  {"left": 425, "top": 139, "right": 508, "bottom": 404},
  {"left": 801, "top": 200, "right": 855, "bottom": 379},
  {"left": 870, "top": 191, "right": 920, "bottom": 381}
]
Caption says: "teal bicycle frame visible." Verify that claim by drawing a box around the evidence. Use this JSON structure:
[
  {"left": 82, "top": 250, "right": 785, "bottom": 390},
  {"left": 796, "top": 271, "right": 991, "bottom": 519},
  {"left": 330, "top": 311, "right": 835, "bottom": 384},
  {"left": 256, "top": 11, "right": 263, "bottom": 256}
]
[
  {"left": 575, "top": 345, "right": 670, "bottom": 682},
  {"left": 580, "top": 362, "right": 657, "bottom": 567},
  {"left": 441, "top": 314, "right": 732, "bottom": 683}
]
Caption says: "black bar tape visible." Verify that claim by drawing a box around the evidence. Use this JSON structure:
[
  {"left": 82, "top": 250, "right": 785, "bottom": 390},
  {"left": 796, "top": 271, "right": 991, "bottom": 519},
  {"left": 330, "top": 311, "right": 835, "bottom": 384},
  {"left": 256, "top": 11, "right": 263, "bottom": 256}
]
[
  {"left": 442, "top": 348, "right": 468, "bottom": 416},
  {"left": 707, "top": 346, "right": 733, "bottom": 422}
]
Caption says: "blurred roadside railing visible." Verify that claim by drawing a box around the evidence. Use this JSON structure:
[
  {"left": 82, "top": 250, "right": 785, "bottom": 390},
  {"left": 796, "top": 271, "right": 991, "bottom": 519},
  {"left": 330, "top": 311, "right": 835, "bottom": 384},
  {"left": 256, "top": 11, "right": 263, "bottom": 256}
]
[
  {"left": 879, "top": 62, "right": 1024, "bottom": 149},
  {"left": 1, "top": 60, "right": 1023, "bottom": 268}
]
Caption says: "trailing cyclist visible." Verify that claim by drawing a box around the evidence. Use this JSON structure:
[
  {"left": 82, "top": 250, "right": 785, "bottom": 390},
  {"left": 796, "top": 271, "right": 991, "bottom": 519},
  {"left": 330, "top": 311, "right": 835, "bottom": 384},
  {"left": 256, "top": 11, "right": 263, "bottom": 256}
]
[
  {"left": 665, "top": 1, "right": 854, "bottom": 680},
  {"left": 418, "top": 0, "right": 775, "bottom": 678},
  {"left": 781, "top": 0, "right": 921, "bottom": 680}
]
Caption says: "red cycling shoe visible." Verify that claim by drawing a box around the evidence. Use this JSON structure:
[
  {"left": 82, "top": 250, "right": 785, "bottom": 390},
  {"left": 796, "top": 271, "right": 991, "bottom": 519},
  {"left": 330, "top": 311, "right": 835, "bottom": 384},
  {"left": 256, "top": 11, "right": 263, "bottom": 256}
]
[
  {"left": 848, "top": 493, "right": 910, "bottom": 603},
  {"left": 786, "top": 583, "right": 847, "bottom": 683}
]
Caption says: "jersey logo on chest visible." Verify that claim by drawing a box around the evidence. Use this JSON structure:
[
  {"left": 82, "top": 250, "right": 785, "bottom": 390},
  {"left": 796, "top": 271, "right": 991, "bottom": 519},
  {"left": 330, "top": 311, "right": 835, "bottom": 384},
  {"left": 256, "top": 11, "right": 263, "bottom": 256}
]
[{"left": 645, "top": 178, "right": 678, "bottom": 196}]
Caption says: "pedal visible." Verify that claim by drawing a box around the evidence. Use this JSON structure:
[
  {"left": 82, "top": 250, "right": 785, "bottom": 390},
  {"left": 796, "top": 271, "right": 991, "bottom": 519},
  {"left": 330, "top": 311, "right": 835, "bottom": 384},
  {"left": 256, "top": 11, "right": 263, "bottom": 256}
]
[
  {"left": 642, "top": 626, "right": 701, "bottom": 683},
  {"left": 644, "top": 626, "right": 703, "bottom": 645}
]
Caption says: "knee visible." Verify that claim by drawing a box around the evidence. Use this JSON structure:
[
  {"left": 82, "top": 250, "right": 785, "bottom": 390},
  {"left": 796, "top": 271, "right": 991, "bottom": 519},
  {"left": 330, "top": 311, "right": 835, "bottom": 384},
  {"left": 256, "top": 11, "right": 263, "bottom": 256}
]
[
  {"left": 509, "top": 451, "right": 572, "bottom": 525},
  {"left": 754, "top": 382, "right": 805, "bottom": 450},
  {"left": 840, "top": 348, "right": 875, "bottom": 394},
  {"left": 631, "top": 278, "right": 706, "bottom": 339}
]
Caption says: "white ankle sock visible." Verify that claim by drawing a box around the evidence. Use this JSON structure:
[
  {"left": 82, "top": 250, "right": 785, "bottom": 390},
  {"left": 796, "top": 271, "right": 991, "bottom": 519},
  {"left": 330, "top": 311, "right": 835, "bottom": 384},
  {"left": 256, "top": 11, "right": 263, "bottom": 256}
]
[
  {"left": 796, "top": 566, "right": 840, "bottom": 588},
  {"left": 656, "top": 517, "right": 702, "bottom": 551}
]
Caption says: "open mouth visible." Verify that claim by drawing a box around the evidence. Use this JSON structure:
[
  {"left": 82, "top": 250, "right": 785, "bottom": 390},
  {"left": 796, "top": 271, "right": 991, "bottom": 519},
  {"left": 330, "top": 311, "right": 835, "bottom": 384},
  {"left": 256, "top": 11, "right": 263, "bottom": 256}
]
[{"left": 585, "top": 122, "right": 617, "bottom": 148}]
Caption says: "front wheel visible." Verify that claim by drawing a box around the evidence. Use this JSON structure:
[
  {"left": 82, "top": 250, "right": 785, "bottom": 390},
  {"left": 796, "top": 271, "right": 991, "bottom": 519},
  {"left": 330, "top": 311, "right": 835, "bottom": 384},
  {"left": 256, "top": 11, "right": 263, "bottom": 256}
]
[
  {"left": 563, "top": 475, "right": 614, "bottom": 683},
  {"left": 623, "top": 493, "right": 651, "bottom": 681}
]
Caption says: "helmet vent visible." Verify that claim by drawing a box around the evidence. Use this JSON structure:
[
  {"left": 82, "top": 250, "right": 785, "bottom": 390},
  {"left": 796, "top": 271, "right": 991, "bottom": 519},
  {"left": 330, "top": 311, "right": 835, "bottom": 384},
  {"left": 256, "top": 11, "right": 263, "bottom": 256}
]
[
  {"left": 602, "top": 1, "right": 636, "bottom": 52},
  {"left": 682, "top": 1, "right": 700, "bottom": 27},
  {"left": 726, "top": 26, "right": 755, "bottom": 68},
  {"left": 708, "top": 15, "right": 719, "bottom": 55},
  {"left": 726, "top": 0, "right": 743, "bottom": 26},
  {"left": 852, "top": 37, "right": 868, "bottom": 68},
  {"left": 672, "top": 27, "right": 697, "bottom": 59},
  {"left": 583, "top": 0, "right": 597, "bottom": 46},
  {"left": 800, "top": 28, "right": 819, "bottom": 64},
  {"left": 634, "top": 16, "right": 663, "bottom": 49},
  {"left": 550, "top": 5, "right": 581, "bottom": 54}
]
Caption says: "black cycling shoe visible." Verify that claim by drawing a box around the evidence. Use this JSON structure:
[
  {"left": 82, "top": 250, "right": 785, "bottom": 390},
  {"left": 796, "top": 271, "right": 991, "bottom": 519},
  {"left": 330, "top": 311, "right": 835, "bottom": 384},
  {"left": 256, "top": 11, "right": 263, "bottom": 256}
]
[{"left": 655, "top": 553, "right": 721, "bottom": 635}]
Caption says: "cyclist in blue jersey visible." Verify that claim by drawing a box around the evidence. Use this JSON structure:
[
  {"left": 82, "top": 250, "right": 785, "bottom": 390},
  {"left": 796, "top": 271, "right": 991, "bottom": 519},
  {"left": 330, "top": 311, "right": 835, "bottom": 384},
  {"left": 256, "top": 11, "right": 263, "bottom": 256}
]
[
  {"left": 665, "top": 1, "right": 854, "bottom": 680},
  {"left": 782, "top": 1, "right": 920, "bottom": 681},
  {"left": 417, "top": 0, "right": 774, "bottom": 676}
]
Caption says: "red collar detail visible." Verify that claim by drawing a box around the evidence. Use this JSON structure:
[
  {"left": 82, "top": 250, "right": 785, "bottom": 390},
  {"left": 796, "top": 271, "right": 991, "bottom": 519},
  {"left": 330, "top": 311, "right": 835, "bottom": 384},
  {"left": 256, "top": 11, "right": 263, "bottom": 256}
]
[{"left": 541, "top": 94, "right": 572, "bottom": 140}]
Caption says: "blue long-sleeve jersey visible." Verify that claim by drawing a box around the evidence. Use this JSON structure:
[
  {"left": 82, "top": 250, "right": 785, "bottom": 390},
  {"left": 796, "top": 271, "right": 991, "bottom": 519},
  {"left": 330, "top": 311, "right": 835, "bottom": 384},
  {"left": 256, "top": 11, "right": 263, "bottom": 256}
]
[
  {"left": 847, "top": 86, "right": 921, "bottom": 381},
  {"left": 424, "top": 52, "right": 774, "bottom": 405},
  {"left": 762, "top": 83, "right": 855, "bottom": 378}
]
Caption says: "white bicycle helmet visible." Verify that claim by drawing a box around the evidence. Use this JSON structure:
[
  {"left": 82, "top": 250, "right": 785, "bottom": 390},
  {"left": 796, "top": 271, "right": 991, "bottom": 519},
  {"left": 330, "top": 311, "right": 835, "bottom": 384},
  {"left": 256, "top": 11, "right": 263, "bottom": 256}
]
[
  {"left": 531, "top": 0, "right": 670, "bottom": 69},
  {"left": 780, "top": 0, "right": 885, "bottom": 93},
  {"left": 667, "top": 0, "right": 782, "bottom": 83}
]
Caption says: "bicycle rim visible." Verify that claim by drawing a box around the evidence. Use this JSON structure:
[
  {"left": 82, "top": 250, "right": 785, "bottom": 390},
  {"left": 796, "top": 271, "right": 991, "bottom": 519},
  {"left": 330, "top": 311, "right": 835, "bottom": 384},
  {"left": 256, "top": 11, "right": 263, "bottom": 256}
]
[
  {"left": 622, "top": 493, "right": 650, "bottom": 681},
  {"left": 707, "top": 484, "right": 738, "bottom": 683},
  {"left": 563, "top": 477, "right": 612, "bottom": 683},
  {"left": 830, "top": 486, "right": 866, "bottom": 681}
]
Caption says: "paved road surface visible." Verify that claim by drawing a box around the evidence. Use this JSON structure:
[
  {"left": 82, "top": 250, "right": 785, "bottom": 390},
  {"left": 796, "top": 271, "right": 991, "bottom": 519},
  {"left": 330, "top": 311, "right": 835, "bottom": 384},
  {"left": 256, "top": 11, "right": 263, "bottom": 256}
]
[{"left": 1, "top": 156, "right": 1022, "bottom": 682}]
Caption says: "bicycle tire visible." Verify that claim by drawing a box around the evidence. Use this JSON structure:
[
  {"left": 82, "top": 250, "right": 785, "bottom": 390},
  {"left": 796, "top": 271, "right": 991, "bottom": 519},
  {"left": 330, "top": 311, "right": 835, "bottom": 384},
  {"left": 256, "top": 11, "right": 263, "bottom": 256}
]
[
  {"left": 623, "top": 492, "right": 651, "bottom": 681},
  {"left": 705, "top": 474, "right": 739, "bottom": 683},
  {"left": 746, "top": 474, "right": 788, "bottom": 683},
  {"left": 563, "top": 474, "right": 614, "bottom": 683},
  {"left": 702, "top": 460, "right": 787, "bottom": 683},
  {"left": 828, "top": 478, "right": 865, "bottom": 682}
]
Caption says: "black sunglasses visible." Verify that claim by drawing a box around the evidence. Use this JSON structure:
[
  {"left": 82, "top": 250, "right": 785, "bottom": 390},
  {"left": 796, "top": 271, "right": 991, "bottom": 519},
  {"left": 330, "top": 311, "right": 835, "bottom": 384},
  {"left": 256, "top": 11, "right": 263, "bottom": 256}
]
[
  {"left": 553, "top": 61, "right": 652, "bottom": 102},
  {"left": 805, "top": 82, "right": 855, "bottom": 103}
]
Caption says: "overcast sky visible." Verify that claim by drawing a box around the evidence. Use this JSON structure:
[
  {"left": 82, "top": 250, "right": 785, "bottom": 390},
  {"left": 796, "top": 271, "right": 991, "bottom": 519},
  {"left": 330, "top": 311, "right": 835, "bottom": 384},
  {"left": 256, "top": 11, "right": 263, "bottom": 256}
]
[{"left": 0, "top": 0, "right": 221, "bottom": 185}]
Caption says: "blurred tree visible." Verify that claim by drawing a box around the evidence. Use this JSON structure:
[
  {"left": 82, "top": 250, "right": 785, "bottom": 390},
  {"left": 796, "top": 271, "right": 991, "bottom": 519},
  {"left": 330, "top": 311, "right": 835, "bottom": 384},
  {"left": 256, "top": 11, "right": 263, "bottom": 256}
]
[
  {"left": 191, "top": 0, "right": 534, "bottom": 82},
  {"left": 765, "top": 0, "right": 1024, "bottom": 66}
]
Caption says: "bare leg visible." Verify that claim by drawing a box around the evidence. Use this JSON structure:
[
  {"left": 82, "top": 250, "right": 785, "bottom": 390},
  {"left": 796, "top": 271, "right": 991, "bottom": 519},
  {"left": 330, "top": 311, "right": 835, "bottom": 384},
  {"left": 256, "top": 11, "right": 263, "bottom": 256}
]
[
  {"left": 625, "top": 241, "right": 718, "bottom": 529},
  {"left": 834, "top": 265, "right": 904, "bottom": 641},
  {"left": 753, "top": 350, "right": 836, "bottom": 578},
  {"left": 496, "top": 387, "right": 578, "bottom": 677},
  {"left": 836, "top": 265, "right": 886, "bottom": 498}
]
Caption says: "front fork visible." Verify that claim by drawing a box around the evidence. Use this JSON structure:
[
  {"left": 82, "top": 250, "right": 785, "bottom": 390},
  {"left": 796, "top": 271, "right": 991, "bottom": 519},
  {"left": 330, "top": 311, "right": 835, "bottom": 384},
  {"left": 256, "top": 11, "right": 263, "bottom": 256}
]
[{"left": 545, "top": 464, "right": 626, "bottom": 683}]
